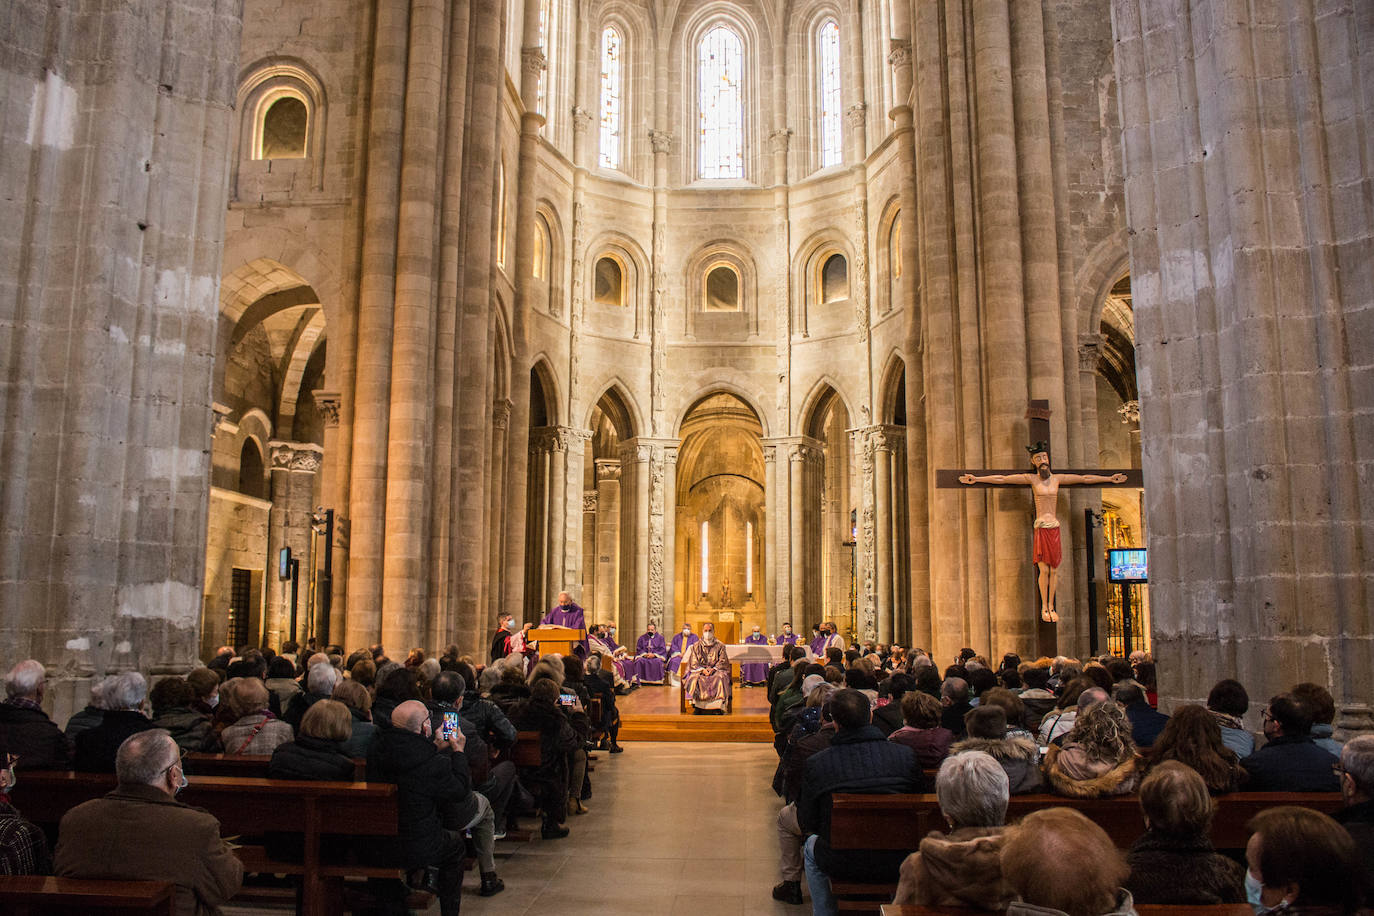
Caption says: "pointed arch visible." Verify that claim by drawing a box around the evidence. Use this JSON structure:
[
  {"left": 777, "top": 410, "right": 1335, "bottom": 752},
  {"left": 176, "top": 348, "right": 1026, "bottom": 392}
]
[
  {"left": 798, "top": 376, "right": 854, "bottom": 440},
  {"left": 528, "top": 356, "right": 561, "bottom": 428},
  {"left": 879, "top": 352, "right": 907, "bottom": 426},
  {"left": 585, "top": 380, "right": 643, "bottom": 441}
]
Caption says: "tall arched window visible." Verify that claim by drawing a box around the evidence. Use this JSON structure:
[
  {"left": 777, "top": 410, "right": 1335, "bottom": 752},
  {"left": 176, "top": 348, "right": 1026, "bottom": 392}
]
[
  {"left": 496, "top": 163, "right": 507, "bottom": 269},
  {"left": 538, "top": 0, "right": 558, "bottom": 129},
  {"left": 599, "top": 26, "right": 623, "bottom": 169},
  {"left": 817, "top": 18, "right": 842, "bottom": 167},
  {"left": 698, "top": 26, "right": 744, "bottom": 180}
]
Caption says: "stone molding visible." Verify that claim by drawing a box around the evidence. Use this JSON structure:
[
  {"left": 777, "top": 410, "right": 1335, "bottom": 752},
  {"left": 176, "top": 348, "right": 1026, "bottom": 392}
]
[
  {"left": 594, "top": 459, "right": 622, "bottom": 481},
  {"left": 583, "top": 490, "right": 598, "bottom": 511},
  {"left": 211, "top": 403, "right": 236, "bottom": 437},
  {"left": 268, "top": 440, "right": 324, "bottom": 473},
  {"left": 888, "top": 39, "right": 911, "bottom": 69},
  {"left": 529, "top": 426, "right": 591, "bottom": 454},
  {"left": 521, "top": 46, "right": 547, "bottom": 78},
  {"left": 491, "top": 399, "right": 513, "bottom": 430}
]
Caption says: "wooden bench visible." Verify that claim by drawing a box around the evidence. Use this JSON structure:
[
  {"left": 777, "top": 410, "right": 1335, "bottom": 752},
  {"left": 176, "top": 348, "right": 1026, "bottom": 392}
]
[
  {"left": 0, "top": 876, "right": 174, "bottom": 915},
  {"left": 19, "top": 771, "right": 399, "bottom": 916},
  {"left": 827, "top": 791, "right": 1343, "bottom": 913},
  {"left": 183, "top": 752, "right": 368, "bottom": 781}
]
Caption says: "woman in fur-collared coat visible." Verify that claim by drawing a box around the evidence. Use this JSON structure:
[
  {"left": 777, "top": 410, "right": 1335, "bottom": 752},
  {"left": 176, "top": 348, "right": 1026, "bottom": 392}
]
[
  {"left": 1043, "top": 701, "right": 1141, "bottom": 798},
  {"left": 951, "top": 706, "right": 1043, "bottom": 795}
]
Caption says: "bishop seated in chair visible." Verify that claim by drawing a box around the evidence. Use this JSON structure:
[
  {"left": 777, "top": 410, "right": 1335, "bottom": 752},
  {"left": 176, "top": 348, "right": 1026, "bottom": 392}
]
[{"left": 684, "top": 623, "right": 732, "bottom": 715}]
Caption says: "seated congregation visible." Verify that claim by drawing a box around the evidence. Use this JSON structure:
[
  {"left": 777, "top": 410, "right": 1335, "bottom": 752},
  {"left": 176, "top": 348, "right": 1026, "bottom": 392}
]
[
  {"left": 767, "top": 644, "right": 1374, "bottom": 916},
  {"left": 0, "top": 635, "right": 625, "bottom": 914}
]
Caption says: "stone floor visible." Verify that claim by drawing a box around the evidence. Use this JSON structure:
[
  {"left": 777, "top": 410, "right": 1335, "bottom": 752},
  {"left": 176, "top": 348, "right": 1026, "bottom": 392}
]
[{"left": 225, "top": 741, "right": 802, "bottom": 915}]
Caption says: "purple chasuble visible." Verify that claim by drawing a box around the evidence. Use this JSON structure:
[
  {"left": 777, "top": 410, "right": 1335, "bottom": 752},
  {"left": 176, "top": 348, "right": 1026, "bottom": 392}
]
[
  {"left": 540, "top": 602, "right": 589, "bottom": 656},
  {"left": 740, "top": 631, "right": 770, "bottom": 684},
  {"left": 635, "top": 632, "right": 668, "bottom": 683}
]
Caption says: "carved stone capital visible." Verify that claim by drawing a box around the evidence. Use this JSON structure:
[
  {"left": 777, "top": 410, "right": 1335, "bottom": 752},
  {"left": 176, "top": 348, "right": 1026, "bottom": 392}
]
[
  {"left": 1078, "top": 334, "right": 1103, "bottom": 371},
  {"left": 572, "top": 106, "right": 593, "bottom": 134},
  {"left": 521, "top": 46, "right": 547, "bottom": 78},
  {"left": 491, "top": 399, "right": 513, "bottom": 430},
  {"left": 762, "top": 444, "right": 777, "bottom": 464},
  {"left": 789, "top": 442, "right": 824, "bottom": 464},
  {"left": 583, "top": 490, "right": 598, "bottom": 512},
  {"left": 648, "top": 129, "right": 673, "bottom": 154},
  {"left": 845, "top": 103, "right": 867, "bottom": 130},
  {"left": 314, "top": 391, "right": 342, "bottom": 428},
  {"left": 888, "top": 39, "right": 912, "bottom": 69},
  {"left": 768, "top": 127, "right": 793, "bottom": 155},
  {"left": 594, "top": 459, "right": 622, "bottom": 482},
  {"left": 268, "top": 440, "right": 324, "bottom": 473}
]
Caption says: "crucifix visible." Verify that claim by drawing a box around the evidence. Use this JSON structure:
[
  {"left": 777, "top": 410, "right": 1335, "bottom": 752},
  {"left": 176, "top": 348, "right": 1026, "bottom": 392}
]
[{"left": 936, "top": 400, "right": 1143, "bottom": 628}]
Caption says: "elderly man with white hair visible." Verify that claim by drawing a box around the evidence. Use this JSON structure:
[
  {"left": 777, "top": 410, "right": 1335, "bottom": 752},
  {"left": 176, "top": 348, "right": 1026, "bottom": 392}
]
[
  {"left": 74, "top": 671, "right": 154, "bottom": 772},
  {"left": 56, "top": 729, "right": 243, "bottom": 915},
  {"left": 368, "top": 699, "right": 504, "bottom": 910},
  {"left": 0, "top": 659, "right": 70, "bottom": 770},
  {"left": 1335, "top": 734, "right": 1374, "bottom": 909},
  {"left": 892, "top": 750, "right": 1014, "bottom": 908},
  {"left": 282, "top": 660, "right": 341, "bottom": 730}
]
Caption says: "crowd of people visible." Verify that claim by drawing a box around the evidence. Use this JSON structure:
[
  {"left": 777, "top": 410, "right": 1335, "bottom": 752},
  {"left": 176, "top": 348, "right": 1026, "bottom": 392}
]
[
  {"left": 0, "top": 623, "right": 627, "bottom": 915},
  {"left": 766, "top": 643, "right": 1374, "bottom": 916}
]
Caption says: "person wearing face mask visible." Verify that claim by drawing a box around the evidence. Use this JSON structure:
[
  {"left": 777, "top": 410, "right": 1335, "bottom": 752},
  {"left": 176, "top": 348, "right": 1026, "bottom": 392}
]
[
  {"left": 0, "top": 742, "right": 51, "bottom": 875},
  {"left": 73, "top": 671, "right": 157, "bottom": 773},
  {"left": 490, "top": 613, "right": 518, "bottom": 662},
  {"left": 668, "top": 623, "right": 699, "bottom": 685},
  {"left": 55, "top": 729, "right": 243, "bottom": 915},
  {"left": 776, "top": 621, "right": 801, "bottom": 647},
  {"left": 634, "top": 622, "right": 668, "bottom": 685},
  {"left": 1244, "top": 806, "right": 1361, "bottom": 915},
  {"left": 741, "top": 625, "right": 770, "bottom": 686},
  {"left": 683, "top": 623, "right": 732, "bottom": 714}
]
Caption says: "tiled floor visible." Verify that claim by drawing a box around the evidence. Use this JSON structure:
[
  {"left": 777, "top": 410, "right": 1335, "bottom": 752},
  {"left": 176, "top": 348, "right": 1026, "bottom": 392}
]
[{"left": 225, "top": 741, "right": 802, "bottom": 915}]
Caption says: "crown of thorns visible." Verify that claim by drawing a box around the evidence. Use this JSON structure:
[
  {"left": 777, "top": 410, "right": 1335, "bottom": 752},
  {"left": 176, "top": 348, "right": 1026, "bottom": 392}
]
[{"left": 1025, "top": 441, "right": 1050, "bottom": 457}]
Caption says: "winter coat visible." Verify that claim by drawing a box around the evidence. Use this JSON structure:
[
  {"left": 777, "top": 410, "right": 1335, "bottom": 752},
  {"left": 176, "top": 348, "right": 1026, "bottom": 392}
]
[
  {"left": 1006, "top": 888, "right": 1138, "bottom": 916},
  {"left": 264, "top": 677, "right": 302, "bottom": 713},
  {"left": 1038, "top": 709, "right": 1076, "bottom": 746},
  {"left": 1241, "top": 735, "right": 1340, "bottom": 792},
  {"left": 220, "top": 712, "right": 294, "bottom": 757},
  {"left": 462, "top": 690, "right": 518, "bottom": 749},
  {"left": 889, "top": 726, "right": 954, "bottom": 770},
  {"left": 281, "top": 690, "right": 329, "bottom": 732},
  {"left": 153, "top": 707, "right": 218, "bottom": 753},
  {"left": 1123, "top": 699, "right": 1170, "bottom": 748},
  {"left": 338, "top": 706, "right": 377, "bottom": 759},
  {"left": 366, "top": 727, "right": 474, "bottom": 869},
  {"left": 0, "top": 798, "right": 51, "bottom": 875},
  {"left": 941, "top": 701, "right": 973, "bottom": 739},
  {"left": 1018, "top": 689, "right": 1058, "bottom": 734},
  {"left": 1310, "top": 723, "right": 1343, "bottom": 758},
  {"left": 873, "top": 700, "right": 904, "bottom": 736},
  {"left": 74, "top": 710, "right": 156, "bottom": 773},
  {"left": 0, "top": 700, "right": 70, "bottom": 770},
  {"left": 797, "top": 725, "right": 927, "bottom": 882},
  {"left": 267, "top": 735, "right": 357, "bottom": 782},
  {"left": 1043, "top": 742, "right": 1141, "bottom": 798},
  {"left": 63, "top": 705, "right": 105, "bottom": 742},
  {"left": 1334, "top": 799, "right": 1374, "bottom": 909},
  {"left": 892, "top": 826, "right": 1010, "bottom": 909},
  {"left": 778, "top": 723, "right": 836, "bottom": 803},
  {"left": 950, "top": 735, "right": 1044, "bottom": 794},
  {"left": 1124, "top": 828, "right": 1245, "bottom": 904},
  {"left": 510, "top": 697, "right": 578, "bottom": 790}
]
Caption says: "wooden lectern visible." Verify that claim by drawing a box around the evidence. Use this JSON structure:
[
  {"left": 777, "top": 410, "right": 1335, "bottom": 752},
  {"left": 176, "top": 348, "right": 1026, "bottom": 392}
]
[{"left": 529, "top": 626, "right": 585, "bottom": 657}]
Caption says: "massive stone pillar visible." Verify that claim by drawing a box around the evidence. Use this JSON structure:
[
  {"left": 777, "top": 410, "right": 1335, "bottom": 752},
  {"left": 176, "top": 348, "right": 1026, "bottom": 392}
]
[
  {"left": 315, "top": 392, "right": 349, "bottom": 647},
  {"left": 265, "top": 442, "right": 322, "bottom": 649},
  {"left": 762, "top": 444, "right": 780, "bottom": 635},
  {"left": 593, "top": 460, "right": 621, "bottom": 624},
  {"left": 0, "top": 0, "right": 242, "bottom": 716},
  {"left": 1113, "top": 0, "right": 1374, "bottom": 730}
]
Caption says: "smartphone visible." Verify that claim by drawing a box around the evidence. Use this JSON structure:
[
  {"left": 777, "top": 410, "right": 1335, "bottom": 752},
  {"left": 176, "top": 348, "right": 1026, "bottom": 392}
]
[
  {"left": 558, "top": 693, "right": 576, "bottom": 706},
  {"left": 441, "top": 711, "right": 459, "bottom": 739}
]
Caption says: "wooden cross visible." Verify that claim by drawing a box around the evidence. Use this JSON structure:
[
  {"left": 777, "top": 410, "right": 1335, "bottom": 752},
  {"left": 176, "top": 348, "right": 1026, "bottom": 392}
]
[{"left": 936, "top": 400, "right": 1142, "bottom": 652}]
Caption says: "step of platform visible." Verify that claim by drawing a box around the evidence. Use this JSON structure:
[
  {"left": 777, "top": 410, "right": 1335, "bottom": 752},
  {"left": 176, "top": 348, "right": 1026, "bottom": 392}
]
[{"left": 618, "top": 713, "right": 773, "bottom": 742}]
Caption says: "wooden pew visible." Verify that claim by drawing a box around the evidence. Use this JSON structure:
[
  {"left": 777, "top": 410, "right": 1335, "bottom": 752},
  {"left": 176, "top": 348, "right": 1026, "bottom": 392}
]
[
  {"left": 183, "top": 752, "right": 367, "bottom": 781},
  {"left": 880, "top": 907, "right": 1254, "bottom": 916},
  {"left": 18, "top": 771, "right": 399, "bottom": 916},
  {"left": 0, "top": 876, "right": 175, "bottom": 915},
  {"left": 827, "top": 791, "right": 1343, "bottom": 914}
]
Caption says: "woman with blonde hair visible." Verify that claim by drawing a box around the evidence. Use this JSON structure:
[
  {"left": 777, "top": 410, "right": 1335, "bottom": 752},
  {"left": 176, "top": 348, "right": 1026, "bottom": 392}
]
[
  {"left": 1043, "top": 701, "right": 1140, "bottom": 798},
  {"left": 267, "top": 700, "right": 356, "bottom": 781}
]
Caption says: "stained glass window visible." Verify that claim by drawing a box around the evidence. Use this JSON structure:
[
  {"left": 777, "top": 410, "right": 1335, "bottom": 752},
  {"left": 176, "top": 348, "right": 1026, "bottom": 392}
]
[
  {"left": 818, "top": 19, "right": 841, "bottom": 167},
  {"left": 538, "top": 0, "right": 557, "bottom": 128},
  {"left": 698, "top": 26, "right": 743, "bottom": 179},
  {"left": 599, "top": 27, "right": 622, "bottom": 169}
]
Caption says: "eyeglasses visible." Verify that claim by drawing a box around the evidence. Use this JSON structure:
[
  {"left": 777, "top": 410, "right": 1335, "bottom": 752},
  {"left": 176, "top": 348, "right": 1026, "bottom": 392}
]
[
  {"left": 1262, "top": 710, "right": 1275, "bottom": 722},
  {"left": 1333, "top": 763, "right": 1346, "bottom": 777},
  {"left": 163, "top": 748, "right": 187, "bottom": 776}
]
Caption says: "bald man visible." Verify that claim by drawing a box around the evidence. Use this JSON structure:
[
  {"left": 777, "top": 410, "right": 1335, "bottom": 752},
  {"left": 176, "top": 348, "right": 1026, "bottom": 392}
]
[{"left": 368, "top": 700, "right": 504, "bottom": 908}]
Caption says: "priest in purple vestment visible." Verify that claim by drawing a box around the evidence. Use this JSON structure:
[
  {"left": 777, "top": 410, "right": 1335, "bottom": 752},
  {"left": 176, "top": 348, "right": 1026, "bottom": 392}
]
[
  {"left": 740, "top": 625, "right": 770, "bottom": 685},
  {"left": 668, "top": 624, "right": 699, "bottom": 684},
  {"left": 809, "top": 624, "right": 827, "bottom": 658},
  {"left": 776, "top": 622, "right": 801, "bottom": 647},
  {"left": 684, "top": 623, "right": 732, "bottom": 713},
  {"left": 588, "top": 625, "right": 632, "bottom": 686},
  {"left": 634, "top": 623, "right": 668, "bottom": 684},
  {"left": 539, "top": 591, "right": 588, "bottom": 656}
]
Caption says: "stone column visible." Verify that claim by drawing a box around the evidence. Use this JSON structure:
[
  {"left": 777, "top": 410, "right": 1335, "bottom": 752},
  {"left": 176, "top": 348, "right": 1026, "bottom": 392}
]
[
  {"left": 485, "top": 400, "right": 512, "bottom": 622},
  {"left": 762, "top": 444, "right": 780, "bottom": 635},
  {"left": 789, "top": 440, "right": 825, "bottom": 626},
  {"left": 1113, "top": 0, "right": 1374, "bottom": 728},
  {"left": 314, "top": 392, "right": 348, "bottom": 647},
  {"left": 660, "top": 446, "right": 678, "bottom": 632},
  {"left": 593, "top": 460, "right": 621, "bottom": 625},
  {"left": 0, "top": 0, "right": 241, "bottom": 706},
  {"left": 617, "top": 441, "right": 652, "bottom": 636},
  {"left": 265, "top": 442, "right": 323, "bottom": 649},
  {"left": 868, "top": 428, "right": 897, "bottom": 645}
]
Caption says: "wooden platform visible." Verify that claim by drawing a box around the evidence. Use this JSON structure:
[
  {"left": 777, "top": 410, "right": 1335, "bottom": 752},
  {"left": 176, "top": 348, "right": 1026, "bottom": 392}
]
[{"left": 616, "top": 685, "right": 774, "bottom": 742}]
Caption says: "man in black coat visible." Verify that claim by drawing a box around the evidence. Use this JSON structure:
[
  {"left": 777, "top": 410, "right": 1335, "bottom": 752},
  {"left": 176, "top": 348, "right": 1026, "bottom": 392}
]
[
  {"left": 0, "top": 660, "right": 70, "bottom": 771},
  {"left": 798, "top": 688, "right": 927, "bottom": 913},
  {"left": 1116, "top": 681, "right": 1170, "bottom": 748},
  {"left": 427, "top": 670, "right": 520, "bottom": 844},
  {"left": 73, "top": 673, "right": 155, "bottom": 773},
  {"left": 939, "top": 677, "right": 972, "bottom": 739},
  {"left": 1241, "top": 693, "right": 1339, "bottom": 792},
  {"left": 368, "top": 699, "right": 503, "bottom": 909},
  {"left": 1334, "top": 735, "right": 1374, "bottom": 908}
]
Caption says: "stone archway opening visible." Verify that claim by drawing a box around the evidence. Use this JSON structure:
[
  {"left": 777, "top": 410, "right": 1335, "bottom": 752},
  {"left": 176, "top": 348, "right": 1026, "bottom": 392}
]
[
  {"left": 674, "top": 392, "right": 765, "bottom": 644},
  {"left": 580, "top": 388, "right": 637, "bottom": 632}
]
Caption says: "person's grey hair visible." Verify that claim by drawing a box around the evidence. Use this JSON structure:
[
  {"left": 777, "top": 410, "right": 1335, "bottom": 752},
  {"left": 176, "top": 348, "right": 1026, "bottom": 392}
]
[
  {"left": 116, "top": 729, "right": 179, "bottom": 785},
  {"left": 1077, "top": 687, "right": 1110, "bottom": 711},
  {"left": 308, "top": 661, "right": 340, "bottom": 695},
  {"left": 90, "top": 676, "right": 116, "bottom": 709},
  {"left": 1112, "top": 681, "right": 1145, "bottom": 705},
  {"left": 911, "top": 655, "right": 935, "bottom": 670},
  {"left": 586, "top": 654, "right": 602, "bottom": 671},
  {"left": 936, "top": 751, "right": 1009, "bottom": 828},
  {"left": 418, "top": 657, "right": 441, "bottom": 682},
  {"left": 1341, "top": 735, "right": 1374, "bottom": 795},
  {"left": 107, "top": 672, "right": 148, "bottom": 710},
  {"left": 965, "top": 660, "right": 986, "bottom": 673},
  {"left": 4, "top": 660, "right": 45, "bottom": 698},
  {"left": 375, "top": 660, "right": 401, "bottom": 687},
  {"left": 942, "top": 677, "right": 970, "bottom": 703}
]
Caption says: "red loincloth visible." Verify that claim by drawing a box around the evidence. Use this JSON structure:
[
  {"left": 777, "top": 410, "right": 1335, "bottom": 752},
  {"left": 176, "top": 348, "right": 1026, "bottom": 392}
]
[{"left": 1033, "top": 526, "right": 1062, "bottom": 568}]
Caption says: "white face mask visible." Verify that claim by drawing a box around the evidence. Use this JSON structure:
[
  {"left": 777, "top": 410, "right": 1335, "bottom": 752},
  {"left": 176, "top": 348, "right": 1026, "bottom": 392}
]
[{"left": 207, "top": 694, "right": 219, "bottom": 709}]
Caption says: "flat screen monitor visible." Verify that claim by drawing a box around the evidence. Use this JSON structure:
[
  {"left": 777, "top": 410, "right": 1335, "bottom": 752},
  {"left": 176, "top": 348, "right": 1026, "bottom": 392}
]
[
  {"left": 1107, "top": 548, "right": 1147, "bottom": 583},
  {"left": 278, "top": 546, "right": 293, "bottom": 580}
]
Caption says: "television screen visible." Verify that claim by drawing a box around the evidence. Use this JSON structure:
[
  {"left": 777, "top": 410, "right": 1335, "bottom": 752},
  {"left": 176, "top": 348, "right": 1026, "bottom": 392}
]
[
  {"left": 278, "top": 546, "right": 293, "bottom": 580},
  {"left": 1107, "top": 548, "right": 1147, "bottom": 583}
]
